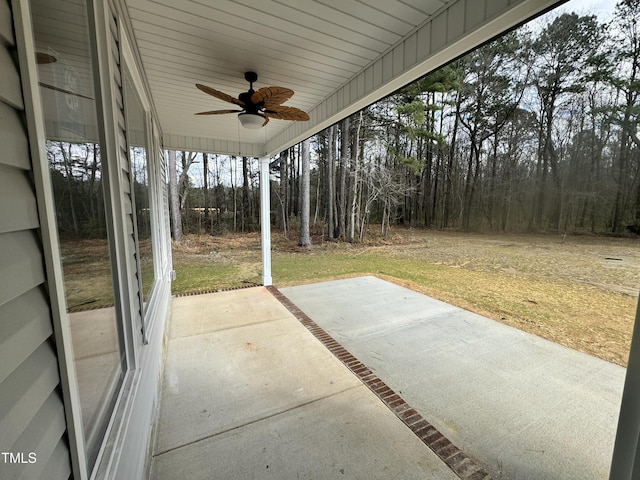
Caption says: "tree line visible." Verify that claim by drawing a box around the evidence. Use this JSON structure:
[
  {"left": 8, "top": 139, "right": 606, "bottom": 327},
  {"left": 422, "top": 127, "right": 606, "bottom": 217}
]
[
  {"left": 46, "top": 4, "right": 639, "bottom": 244},
  {"left": 168, "top": 3, "right": 640, "bottom": 245}
]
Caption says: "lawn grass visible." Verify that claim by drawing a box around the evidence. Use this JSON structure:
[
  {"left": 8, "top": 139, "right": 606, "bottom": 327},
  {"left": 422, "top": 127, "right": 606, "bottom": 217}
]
[{"left": 171, "top": 262, "right": 259, "bottom": 293}]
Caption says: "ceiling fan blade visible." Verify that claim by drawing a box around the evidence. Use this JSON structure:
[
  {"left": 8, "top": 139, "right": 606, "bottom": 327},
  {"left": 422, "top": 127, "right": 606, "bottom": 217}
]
[
  {"left": 36, "top": 52, "right": 57, "bottom": 64},
  {"left": 39, "top": 82, "right": 94, "bottom": 100},
  {"left": 265, "top": 105, "right": 309, "bottom": 121},
  {"left": 196, "top": 83, "right": 245, "bottom": 107},
  {"left": 252, "top": 86, "right": 294, "bottom": 108},
  {"left": 195, "top": 109, "right": 244, "bottom": 115}
]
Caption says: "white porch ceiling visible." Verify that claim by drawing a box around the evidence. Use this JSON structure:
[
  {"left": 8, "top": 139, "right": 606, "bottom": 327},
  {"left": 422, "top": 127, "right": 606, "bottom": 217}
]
[{"left": 125, "top": 0, "right": 566, "bottom": 158}]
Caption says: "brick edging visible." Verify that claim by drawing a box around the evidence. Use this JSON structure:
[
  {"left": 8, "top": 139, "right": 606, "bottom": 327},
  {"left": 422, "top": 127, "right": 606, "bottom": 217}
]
[
  {"left": 267, "top": 285, "right": 493, "bottom": 480},
  {"left": 173, "top": 283, "right": 260, "bottom": 298}
]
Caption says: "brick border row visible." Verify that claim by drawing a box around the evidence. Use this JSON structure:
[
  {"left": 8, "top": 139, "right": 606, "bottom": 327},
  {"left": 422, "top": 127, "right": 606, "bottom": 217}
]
[
  {"left": 267, "top": 285, "right": 493, "bottom": 480},
  {"left": 173, "top": 283, "right": 260, "bottom": 298}
]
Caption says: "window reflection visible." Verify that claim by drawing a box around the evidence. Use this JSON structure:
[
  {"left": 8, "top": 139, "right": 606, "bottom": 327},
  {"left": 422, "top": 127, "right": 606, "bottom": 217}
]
[{"left": 31, "top": 0, "right": 125, "bottom": 470}]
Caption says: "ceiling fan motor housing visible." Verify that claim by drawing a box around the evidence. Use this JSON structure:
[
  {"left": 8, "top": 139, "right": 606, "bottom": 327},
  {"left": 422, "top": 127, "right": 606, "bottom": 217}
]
[
  {"left": 244, "top": 71, "right": 258, "bottom": 83},
  {"left": 241, "top": 71, "right": 261, "bottom": 113}
]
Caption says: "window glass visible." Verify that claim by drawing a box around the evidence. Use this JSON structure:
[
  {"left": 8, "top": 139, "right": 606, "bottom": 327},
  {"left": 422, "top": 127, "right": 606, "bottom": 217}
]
[{"left": 30, "top": 0, "right": 125, "bottom": 470}]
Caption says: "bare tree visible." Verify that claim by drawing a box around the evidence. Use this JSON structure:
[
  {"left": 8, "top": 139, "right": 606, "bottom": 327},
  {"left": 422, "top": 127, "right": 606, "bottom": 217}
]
[
  {"left": 203, "top": 153, "right": 210, "bottom": 228},
  {"left": 326, "top": 125, "right": 335, "bottom": 239},
  {"left": 167, "top": 149, "right": 182, "bottom": 241},
  {"left": 608, "top": 0, "right": 640, "bottom": 232},
  {"left": 337, "top": 117, "right": 349, "bottom": 238},
  {"left": 299, "top": 137, "right": 311, "bottom": 246},
  {"left": 275, "top": 150, "right": 288, "bottom": 235},
  {"left": 178, "top": 151, "right": 198, "bottom": 210},
  {"left": 530, "top": 13, "right": 602, "bottom": 231},
  {"left": 349, "top": 112, "right": 364, "bottom": 242},
  {"left": 242, "top": 156, "right": 251, "bottom": 231}
]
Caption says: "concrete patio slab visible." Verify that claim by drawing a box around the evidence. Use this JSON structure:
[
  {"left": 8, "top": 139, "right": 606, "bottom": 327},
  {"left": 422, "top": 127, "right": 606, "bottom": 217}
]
[
  {"left": 151, "top": 287, "right": 461, "bottom": 479},
  {"left": 280, "top": 276, "right": 626, "bottom": 480}
]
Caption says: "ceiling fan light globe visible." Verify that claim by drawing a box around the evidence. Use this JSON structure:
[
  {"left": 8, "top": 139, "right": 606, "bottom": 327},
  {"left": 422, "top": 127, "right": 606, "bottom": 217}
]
[{"left": 238, "top": 112, "right": 265, "bottom": 129}]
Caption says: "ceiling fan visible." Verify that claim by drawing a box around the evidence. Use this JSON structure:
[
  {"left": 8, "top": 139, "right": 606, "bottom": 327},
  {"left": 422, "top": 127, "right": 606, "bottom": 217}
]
[
  {"left": 195, "top": 71, "right": 309, "bottom": 129},
  {"left": 36, "top": 51, "right": 94, "bottom": 100}
]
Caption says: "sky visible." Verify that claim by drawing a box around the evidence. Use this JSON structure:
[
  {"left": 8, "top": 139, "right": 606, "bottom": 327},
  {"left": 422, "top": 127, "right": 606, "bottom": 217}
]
[{"left": 559, "top": 0, "right": 617, "bottom": 19}]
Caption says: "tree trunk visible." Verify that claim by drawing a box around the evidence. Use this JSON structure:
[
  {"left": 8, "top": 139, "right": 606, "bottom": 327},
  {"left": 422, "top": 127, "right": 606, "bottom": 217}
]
[
  {"left": 203, "top": 153, "right": 210, "bottom": 231},
  {"left": 242, "top": 156, "right": 250, "bottom": 231},
  {"left": 326, "top": 125, "right": 335, "bottom": 239},
  {"left": 213, "top": 155, "right": 222, "bottom": 228},
  {"left": 350, "top": 112, "right": 363, "bottom": 242},
  {"left": 278, "top": 150, "right": 288, "bottom": 234},
  {"left": 443, "top": 92, "right": 461, "bottom": 229},
  {"left": 168, "top": 150, "right": 183, "bottom": 241},
  {"left": 299, "top": 138, "right": 311, "bottom": 247},
  {"left": 338, "top": 117, "right": 349, "bottom": 238},
  {"left": 461, "top": 137, "right": 477, "bottom": 230}
]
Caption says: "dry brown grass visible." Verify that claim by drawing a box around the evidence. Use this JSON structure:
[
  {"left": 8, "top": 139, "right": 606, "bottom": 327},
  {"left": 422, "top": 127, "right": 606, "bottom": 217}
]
[{"left": 338, "top": 229, "right": 639, "bottom": 366}]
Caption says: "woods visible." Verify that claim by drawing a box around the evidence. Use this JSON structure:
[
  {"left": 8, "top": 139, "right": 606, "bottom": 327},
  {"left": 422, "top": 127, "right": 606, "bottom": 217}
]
[
  {"left": 47, "top": 5, "right": 636, "bottom": 243},
  {"left": 157, "top": 6, "right": 639, "bottom": 242}
]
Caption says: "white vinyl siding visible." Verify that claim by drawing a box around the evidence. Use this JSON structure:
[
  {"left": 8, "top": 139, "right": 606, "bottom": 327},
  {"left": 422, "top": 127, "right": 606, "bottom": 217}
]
[
  {"left": 0, "top": 0, "right": 72, "bottom": 478},
  {"left": 109, "top": 1, "right": 144, "bottom": 339}
]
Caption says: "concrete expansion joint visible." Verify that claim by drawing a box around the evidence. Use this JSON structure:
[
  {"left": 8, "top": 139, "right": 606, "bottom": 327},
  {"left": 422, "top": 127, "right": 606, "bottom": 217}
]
[
  {"left": 269, "top": 286, "right": 494, "bottom": 480},
  {"left": 154, "top": 384, "right": 362, "bottom": 459}
]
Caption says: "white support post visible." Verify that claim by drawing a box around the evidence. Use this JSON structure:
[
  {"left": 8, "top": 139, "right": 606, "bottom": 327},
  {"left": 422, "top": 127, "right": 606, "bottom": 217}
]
[{"left": 259, "top": 157, "right": 273, "bottom": 286}]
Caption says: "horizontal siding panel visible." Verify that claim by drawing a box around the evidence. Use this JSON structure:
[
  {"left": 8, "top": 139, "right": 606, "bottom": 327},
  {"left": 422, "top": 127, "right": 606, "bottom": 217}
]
[
  {"left": 392, "top": 44, "right": 403, "bottom": 77},
  {"left": 0, "top": 341, "right": 60, "bottom": 453},
  {"left": 109, "top": 10, "right": 118, "bottom": 42},
  {"left": 0, "top": 45, "right": 24, "bottom": 109},
  {"left": 122, "top": 170, "right": 131, "bottom": 193},
  {"left": 132, "top": 269, "right": 139, "bottom": 288},
  {"left": 0, "top": 100, "right": 30, "bottom": 170},
  {"left": 448, "top": 0, "right": 465, "bottom": 41},
  {"left": 161, "top": 134, "right": 265, "bottom": 157},
  {"left": 0, "top": 230, "right": 46, "bottom": 306},
  {"left": 0, "top": 165, "right": 40, "bottom": 234},
  {"left": 114, "top": 68, "right": 122, "bottom": 90},
  {"left": 113, "top": 41, "right": 122, "bottom": 76},
  {"left": 404, "top": 31, "right": 417, "bottom": 67},
  {"left": 119, "top": 148, "right": 128, "bottom": 170},
  {"left": 0, "top": 287, "right": 53, "bottom": 385},
  {"left": 466, "top": 0, "right": 486, "bottom": 31},
  {"left": 1, "top": 14, "right": 72, "bottom": 480},
  {"left": 431, "top": 10, "right": 447, "bottom": 52},
  {"left": 41, "top": 438, "right": 72, "bottom": 480},
  {"left": 9, "top": 390, "right": 67, "bottom": 478},
  {"left": 124, "top": 195, "right": 133, "bottom": 215},
  {"left": 487, "top": 0, "right": 509, "bottom": 19},
  {"left": 111, "top": 42, "right": 120, "bottom": 70},
  {"left": 117, "top": 107, "right": 126, "bottom": 131},
  {"left": 0, "top": 0, "right": 13, "bottom": 49},
  {"left": 115, "top": 86, "right": 124, "bottom": 111}
]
